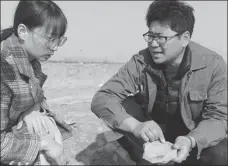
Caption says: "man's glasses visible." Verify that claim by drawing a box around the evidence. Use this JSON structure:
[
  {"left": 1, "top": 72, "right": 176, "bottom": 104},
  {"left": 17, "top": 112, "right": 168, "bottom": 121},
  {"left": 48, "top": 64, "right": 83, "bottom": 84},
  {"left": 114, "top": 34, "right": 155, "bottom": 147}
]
[
  {"left": 31, "top": 30, "right": 67, "bottom": 49},
  {"left": 143, "top": 32, "right": 183, "bottom": 45}
]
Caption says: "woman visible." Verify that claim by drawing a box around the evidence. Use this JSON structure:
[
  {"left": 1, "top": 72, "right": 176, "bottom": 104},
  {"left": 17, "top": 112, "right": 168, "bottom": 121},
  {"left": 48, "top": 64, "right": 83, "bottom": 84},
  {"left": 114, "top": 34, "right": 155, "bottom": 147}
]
[{"left": 1, "top": 0, "right": 74, "bottom": 165}]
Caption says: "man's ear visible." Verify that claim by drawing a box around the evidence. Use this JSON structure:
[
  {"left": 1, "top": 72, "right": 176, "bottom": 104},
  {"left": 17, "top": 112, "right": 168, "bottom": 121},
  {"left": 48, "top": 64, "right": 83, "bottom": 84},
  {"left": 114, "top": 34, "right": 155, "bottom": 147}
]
[
  {"left": 181, "top": 31, "right": 190, "bottom": 47},
  {"left": 17, "top": 24, "right": 29, "bottom": 41}
]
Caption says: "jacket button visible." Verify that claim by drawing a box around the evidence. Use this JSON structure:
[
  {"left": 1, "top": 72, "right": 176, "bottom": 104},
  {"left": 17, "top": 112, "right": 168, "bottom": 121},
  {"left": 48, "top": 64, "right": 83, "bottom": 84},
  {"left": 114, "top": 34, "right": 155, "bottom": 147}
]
[
  {"left": 187, "top": 71, "right": 193, "bottom": 78},
  {"left": 113, "top": 120, "right": 119, "bottom": 127},
  {"left": 9, "top": 161, "right": 14, "bottom": 165}
]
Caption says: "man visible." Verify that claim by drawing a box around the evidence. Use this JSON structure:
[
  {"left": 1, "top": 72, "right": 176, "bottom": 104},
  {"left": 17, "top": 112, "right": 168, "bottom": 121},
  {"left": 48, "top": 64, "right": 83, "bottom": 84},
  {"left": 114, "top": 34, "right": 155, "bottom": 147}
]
[{"left": 91, "top": 0, "right": 227, "bottom": 165}]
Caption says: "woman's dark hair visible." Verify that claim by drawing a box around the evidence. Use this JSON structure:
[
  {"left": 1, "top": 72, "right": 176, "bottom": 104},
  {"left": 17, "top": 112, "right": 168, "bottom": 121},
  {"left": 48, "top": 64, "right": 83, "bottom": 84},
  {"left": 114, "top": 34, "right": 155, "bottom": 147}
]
[
  {"left": 1, "top": 0, "right": 67, "bottom": 42},
  {"left": 146, "top": 0, "right": 195, "bottom": 37}
]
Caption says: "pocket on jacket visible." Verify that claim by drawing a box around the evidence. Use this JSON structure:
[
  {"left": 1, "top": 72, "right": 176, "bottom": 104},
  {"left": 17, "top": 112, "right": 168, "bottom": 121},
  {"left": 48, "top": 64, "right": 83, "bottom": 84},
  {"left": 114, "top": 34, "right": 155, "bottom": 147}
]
[
  {"left": 188, "top": 90, "right": 207, "bottom": 121},
  {"left": 189, "top": 90, "right": 207, "bottom": 101}
]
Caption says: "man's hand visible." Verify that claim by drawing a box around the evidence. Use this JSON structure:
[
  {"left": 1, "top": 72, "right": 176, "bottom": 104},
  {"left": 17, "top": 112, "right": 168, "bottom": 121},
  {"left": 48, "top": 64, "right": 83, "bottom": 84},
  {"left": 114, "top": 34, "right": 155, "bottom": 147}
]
[
  {"left": 132, "top": 120, "right": 165, "bottom": 143},
  {"left": 16, "top": 104, "right": 50, "bottom": 135},
  {"left": 172, "top": 136, "right": 192, "bottom": 163}
]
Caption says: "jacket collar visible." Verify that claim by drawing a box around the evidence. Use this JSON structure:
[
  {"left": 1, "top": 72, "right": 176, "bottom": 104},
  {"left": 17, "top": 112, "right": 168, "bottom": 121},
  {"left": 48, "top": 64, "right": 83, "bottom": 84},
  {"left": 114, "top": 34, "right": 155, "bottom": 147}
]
[
  {"left": 5, "top": 33, "right": 41, "bottom": 78},
  {"left": 175, "top": 46, "right": 191, "bottom": 79},
  {"left": 136, "top": 49, "right": 166, "bottom": 82},
  {"left": 188, "top": 41, "right": 207, "bottom": 71}
]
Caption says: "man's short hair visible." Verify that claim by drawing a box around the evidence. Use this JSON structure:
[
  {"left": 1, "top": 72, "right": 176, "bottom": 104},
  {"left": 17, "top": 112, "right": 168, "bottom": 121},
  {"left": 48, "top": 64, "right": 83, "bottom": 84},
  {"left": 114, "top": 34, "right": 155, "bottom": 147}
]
[{"left": 146, "top": 0, "right": 195, "bottom": 37}]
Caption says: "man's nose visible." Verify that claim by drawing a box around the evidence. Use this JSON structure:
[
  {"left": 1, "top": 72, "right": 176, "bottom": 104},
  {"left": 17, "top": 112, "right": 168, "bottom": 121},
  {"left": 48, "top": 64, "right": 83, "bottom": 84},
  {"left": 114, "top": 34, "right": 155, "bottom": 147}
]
[{"left": 148, "top": 39, "right": 159, "bottom": 47}]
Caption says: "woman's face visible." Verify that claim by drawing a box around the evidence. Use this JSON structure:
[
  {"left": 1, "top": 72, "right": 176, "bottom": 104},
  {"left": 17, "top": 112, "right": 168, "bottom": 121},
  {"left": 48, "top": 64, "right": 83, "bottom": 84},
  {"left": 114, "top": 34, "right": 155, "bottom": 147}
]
[{"left": 24, "top": 26, "right": 58, "bottom": 61}]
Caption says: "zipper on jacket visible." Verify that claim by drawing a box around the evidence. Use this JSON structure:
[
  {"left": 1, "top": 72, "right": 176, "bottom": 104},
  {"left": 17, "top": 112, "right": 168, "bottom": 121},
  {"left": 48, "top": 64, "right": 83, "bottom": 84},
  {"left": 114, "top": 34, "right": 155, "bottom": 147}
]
[{"left": 180, "top": 70, "right": 193, "bottom": 103}]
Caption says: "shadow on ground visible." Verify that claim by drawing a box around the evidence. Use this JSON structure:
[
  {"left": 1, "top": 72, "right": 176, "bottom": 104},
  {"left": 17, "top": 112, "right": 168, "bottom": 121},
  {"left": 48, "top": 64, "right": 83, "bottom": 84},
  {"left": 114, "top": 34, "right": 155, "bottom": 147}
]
[{"left": 75, "top": 133, "right": 135, "bottom": 165}]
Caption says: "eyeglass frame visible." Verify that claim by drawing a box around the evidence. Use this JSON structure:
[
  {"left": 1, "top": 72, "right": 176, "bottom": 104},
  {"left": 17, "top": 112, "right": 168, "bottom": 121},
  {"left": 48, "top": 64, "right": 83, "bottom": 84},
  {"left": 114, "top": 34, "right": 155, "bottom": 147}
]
[
  {"left": 30, "top": 29, "right": 67, "bottom": 49},
  {"left": 142, "top": 31, "right": 184, "bottom": 45}
]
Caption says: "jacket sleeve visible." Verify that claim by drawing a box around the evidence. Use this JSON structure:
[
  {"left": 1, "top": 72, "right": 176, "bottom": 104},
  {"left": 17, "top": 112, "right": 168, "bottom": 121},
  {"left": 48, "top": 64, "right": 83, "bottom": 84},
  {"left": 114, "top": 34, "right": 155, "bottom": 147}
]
[
  {"left": 1, "top": 82, "right": 41, "bottom": 165},
  {"left": 187, "top": 56, "right": 227, "bottom": 158},
  {"left": 91, "top": 56, "right": 141, "bottom": 129}
]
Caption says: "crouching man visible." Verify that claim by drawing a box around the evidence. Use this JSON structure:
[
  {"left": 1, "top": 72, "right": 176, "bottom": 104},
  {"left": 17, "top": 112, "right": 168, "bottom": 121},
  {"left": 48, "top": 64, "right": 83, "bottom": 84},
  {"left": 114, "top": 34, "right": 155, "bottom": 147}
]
[{"left": 91, "top": 0, "right": 227, "bottom": 165}]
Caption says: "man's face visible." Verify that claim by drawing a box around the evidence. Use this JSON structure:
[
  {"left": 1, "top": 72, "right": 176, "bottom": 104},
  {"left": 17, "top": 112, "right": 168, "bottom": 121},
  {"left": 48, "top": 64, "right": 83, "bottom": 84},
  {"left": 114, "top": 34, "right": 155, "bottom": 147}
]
[{"left": 147, "top": 21, "right": 186, "bottom": 64}]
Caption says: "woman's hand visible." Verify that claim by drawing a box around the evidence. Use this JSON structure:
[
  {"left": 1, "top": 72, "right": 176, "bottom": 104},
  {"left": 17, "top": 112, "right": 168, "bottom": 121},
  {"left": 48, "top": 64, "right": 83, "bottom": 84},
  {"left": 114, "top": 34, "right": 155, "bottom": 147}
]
[
  {"left": 17, "top": 104, "right": 67, "bottom": 165},
  {"left": 16, "top": 104, "right": 50, "bottom": 135},
  {"left": 41, "top": 134, "right": 67, "bottom": 165}
]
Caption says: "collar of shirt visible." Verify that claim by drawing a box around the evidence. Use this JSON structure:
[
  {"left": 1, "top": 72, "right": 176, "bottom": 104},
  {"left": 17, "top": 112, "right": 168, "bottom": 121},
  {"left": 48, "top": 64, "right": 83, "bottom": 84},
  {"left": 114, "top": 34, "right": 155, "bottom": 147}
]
[
  {"left": 4, "top": 33, "right": 47, "bottom": 81},
  {"left": 145, "top": 46, "right": 192, "bottom": 87}
]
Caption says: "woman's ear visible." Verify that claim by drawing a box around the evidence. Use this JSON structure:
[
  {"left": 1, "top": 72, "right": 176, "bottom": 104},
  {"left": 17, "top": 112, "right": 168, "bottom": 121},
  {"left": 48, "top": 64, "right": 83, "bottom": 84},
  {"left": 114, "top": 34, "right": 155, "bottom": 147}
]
[{"left": 17, "top": 24, "right": 29, "bottom": 41}]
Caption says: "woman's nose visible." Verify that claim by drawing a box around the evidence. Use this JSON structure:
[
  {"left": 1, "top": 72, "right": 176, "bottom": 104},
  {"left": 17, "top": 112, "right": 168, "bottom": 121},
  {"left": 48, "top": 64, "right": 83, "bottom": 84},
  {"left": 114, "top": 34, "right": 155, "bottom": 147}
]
[{"left": 50, "top": 45, "right": 58, "bottom": 51}]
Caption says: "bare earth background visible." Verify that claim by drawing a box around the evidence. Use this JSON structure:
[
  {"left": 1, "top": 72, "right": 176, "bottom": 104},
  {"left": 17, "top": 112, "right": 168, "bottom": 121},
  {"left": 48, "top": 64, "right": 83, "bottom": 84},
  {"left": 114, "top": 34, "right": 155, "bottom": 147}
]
[{"left": 42, "top": 62, "right": 136, "bottom": 165}]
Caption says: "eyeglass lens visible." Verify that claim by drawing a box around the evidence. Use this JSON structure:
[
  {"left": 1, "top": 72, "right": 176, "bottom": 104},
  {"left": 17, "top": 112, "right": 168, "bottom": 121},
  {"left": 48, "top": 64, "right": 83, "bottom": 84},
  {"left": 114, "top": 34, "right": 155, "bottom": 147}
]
[{"left": 48, "top": 37, "right": 67, "bottom": 48}]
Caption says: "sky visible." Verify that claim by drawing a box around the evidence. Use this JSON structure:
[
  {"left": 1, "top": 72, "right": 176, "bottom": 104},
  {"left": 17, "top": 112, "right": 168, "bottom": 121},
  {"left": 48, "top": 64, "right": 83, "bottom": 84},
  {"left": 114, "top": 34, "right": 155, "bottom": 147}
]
[{"left": 1, "top": 1, "right": 227, "bottom": 63}]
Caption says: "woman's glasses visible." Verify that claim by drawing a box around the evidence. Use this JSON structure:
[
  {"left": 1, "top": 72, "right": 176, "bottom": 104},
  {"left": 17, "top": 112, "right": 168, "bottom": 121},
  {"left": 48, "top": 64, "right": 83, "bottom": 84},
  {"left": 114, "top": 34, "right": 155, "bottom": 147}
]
[{"left": 31, "top": 30, "right": 67, "bottom": 49}]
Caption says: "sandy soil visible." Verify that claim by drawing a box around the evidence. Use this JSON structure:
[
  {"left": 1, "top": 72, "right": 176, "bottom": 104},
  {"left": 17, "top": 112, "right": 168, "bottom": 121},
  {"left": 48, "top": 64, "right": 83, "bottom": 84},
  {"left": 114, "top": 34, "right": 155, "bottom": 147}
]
[{"left": 41, "top": 62, "right": 135, "bottom": 165}]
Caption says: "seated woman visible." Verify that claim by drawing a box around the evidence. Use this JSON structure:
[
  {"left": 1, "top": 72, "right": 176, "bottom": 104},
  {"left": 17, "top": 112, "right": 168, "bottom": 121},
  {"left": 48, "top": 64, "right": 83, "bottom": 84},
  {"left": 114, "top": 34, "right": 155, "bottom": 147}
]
[{"left": 1, "top": 0, "right": 74, "bottom": 165}]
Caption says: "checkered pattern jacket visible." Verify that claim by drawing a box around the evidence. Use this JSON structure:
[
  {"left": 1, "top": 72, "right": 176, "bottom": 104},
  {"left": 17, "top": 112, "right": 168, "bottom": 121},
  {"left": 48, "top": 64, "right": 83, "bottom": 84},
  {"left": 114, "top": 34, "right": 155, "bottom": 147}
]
[{"left": 1, "top": 34, "right": 74, "bottom": 165}]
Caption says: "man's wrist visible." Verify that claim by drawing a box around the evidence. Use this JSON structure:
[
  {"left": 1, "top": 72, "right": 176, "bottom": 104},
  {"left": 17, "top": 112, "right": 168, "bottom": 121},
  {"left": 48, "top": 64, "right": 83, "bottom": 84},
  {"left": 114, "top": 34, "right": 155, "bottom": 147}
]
[
  {"left": 118, "top": 117, "right": 140, "bottom": 133},
  {"left": 127, "top": 117, "right": 141, "bottom": 133}
]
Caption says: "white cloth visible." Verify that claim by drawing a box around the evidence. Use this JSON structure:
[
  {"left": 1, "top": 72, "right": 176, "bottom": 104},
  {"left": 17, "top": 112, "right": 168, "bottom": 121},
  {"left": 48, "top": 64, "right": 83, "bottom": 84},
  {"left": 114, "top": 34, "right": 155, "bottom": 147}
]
[{"left": 39, "top": 117, "right": 62, "bottom": 165}]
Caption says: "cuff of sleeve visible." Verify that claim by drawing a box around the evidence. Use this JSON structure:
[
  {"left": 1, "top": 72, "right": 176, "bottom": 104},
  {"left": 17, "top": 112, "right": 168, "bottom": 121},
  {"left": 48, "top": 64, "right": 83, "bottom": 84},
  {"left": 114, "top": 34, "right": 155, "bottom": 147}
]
[
  {"left": 1, "top": 132, "right": 41, "bottom": 165},
  {"left": 40, "top": 98, "right": 50, "bottom": 112},
  {"left": 23, "top": 134, "right": 41, "bottom": 165},
  {"left": 96, "top": 108, "right": 131, "bottom": 142},
  {"left": 187, "top": 131, "right": 208, "bottom": 159},
  {"left": 105, "top": 103, "right": 132, "bottom": 129}
]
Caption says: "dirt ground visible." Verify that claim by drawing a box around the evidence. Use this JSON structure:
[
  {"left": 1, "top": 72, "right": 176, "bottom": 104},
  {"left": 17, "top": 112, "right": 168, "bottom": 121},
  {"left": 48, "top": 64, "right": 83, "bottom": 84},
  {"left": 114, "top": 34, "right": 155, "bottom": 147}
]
[{"left": 41, "top": 62, "right": 135, "bottom": 165}]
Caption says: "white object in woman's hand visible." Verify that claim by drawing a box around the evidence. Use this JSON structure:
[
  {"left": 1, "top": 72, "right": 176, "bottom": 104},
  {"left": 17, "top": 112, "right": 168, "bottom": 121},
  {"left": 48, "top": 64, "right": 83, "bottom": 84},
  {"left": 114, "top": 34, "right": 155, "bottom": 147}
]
[{"left": 16, "top": 104, "right": 50, "bottom": 135}]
